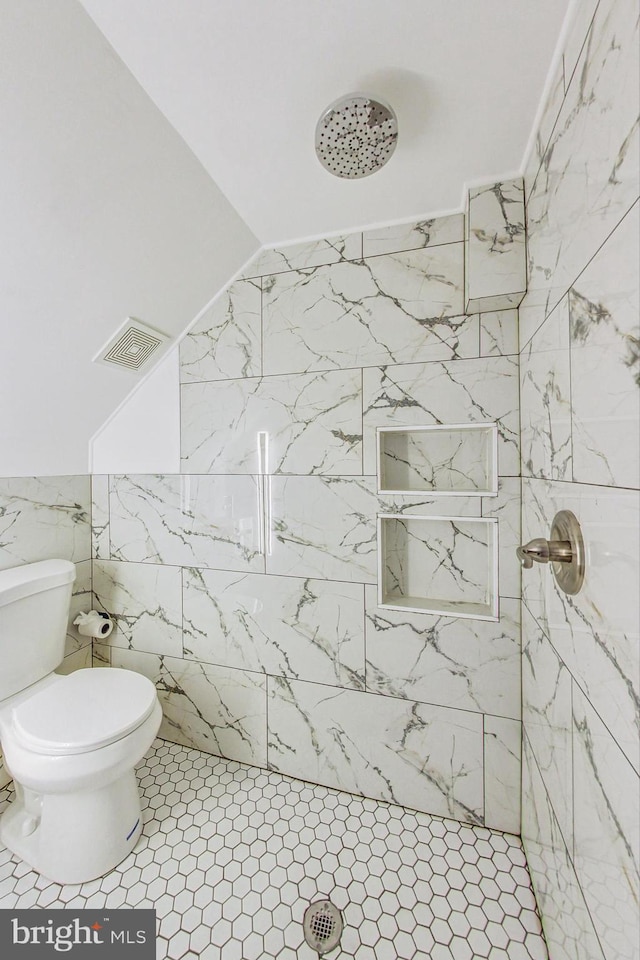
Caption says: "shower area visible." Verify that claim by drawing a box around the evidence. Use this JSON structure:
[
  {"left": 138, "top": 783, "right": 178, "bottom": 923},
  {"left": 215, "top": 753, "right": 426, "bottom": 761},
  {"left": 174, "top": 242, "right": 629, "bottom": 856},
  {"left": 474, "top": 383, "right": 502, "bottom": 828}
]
[{"left": 0, "top": 0, "right": 638, "bottom": 958}]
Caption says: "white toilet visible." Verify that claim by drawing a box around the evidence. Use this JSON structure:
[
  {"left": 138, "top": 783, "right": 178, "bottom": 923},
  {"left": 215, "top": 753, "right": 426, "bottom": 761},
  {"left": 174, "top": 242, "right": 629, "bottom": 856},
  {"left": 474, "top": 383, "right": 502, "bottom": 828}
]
[{"left": 0, "top": 558, "right": 162, "bottom": 884}]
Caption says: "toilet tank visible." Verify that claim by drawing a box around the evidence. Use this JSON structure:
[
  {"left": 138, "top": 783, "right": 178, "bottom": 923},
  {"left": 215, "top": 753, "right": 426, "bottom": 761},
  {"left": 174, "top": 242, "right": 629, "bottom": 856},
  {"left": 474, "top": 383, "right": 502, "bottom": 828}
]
[{"left": 0, "top": 559, "right": 76, "bottom": 702}]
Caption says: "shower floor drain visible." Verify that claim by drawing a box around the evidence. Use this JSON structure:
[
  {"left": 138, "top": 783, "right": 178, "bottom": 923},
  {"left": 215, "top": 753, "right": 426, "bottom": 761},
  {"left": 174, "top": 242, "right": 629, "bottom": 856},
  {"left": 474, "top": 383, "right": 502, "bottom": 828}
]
[{"left": 303, "top": 899, "right": 343, "bottom": 955}]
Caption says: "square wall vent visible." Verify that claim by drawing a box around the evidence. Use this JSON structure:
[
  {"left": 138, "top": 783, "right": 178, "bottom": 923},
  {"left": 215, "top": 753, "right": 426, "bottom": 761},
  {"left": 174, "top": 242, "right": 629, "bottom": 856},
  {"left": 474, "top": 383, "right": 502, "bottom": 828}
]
[{"left": 93, "top": 318, "right": 170, "bottom": 372}]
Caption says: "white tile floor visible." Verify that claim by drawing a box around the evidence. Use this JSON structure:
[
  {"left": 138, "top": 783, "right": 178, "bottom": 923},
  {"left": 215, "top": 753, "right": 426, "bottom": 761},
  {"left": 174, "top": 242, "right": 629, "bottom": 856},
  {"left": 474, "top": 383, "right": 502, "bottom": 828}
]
[{"left": 0, "top": 740, "right": 549, "bottom": 960}]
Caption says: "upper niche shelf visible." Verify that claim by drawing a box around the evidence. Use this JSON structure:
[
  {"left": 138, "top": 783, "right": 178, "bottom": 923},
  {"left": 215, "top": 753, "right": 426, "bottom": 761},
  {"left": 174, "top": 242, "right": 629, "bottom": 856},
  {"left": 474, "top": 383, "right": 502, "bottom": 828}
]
[{"left": 377, "top": 423, "right": 498, "bottom": 497}]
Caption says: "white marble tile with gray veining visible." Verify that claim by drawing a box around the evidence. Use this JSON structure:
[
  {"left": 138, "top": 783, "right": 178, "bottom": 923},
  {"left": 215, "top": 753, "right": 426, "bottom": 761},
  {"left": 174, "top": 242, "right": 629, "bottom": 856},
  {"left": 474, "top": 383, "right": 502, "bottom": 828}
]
[
  {"left": 265, "top": 476, "right": 485, "bottom": 584},
  {"left": 520, "top": 296, "right": 573, "bottom": 481},
  {"left": 572, "top": 685, "right": 639, "bottom": 960},
  {"left": 381, "top": 493, "right": 485, "bottom": 519},
  {"left": 466, "top": 179, "right": 527, "bottom": 313},
  {"left": 266, "top": 476, "right": 379, "bottom": 583},
  {"left": 365, "top": 587, "right": 520, "bottom": 719},
  {"left": 484, "top": 715, "right": 521, "bottom": 834},
  {"left": 93, "top": 559, "right": 183, "bottom": 658},
  {"left": 263, "top": 245, "right": 477, "bottom": 376},
  {"left": 523, "top": 477, "right": 639, "bottom": 772},
  {"left": 522, "top": 603, "right": 573, "bottom": 849},
  {"left": 240, "top": 233, "right": 362, "bottom": 279},
  {"left": 526, "top": 0, "right": 639, "bottom": 320},
  {"left": 91, "top": 474, "right": 110, "bottom": 560},
  {"left": 0, "top": 475, "right": 91, "bottom": 570},
  {"left": 569, "top": 204, "right": 640, "bottom": 490},
  {"left": 268, "top": 676, "right": 484, "bottom": 824},
  {"left": 57, "top": 644, "right": 93, "bottom": 675},
  {"left": 179, "top": 279, "right": 261, "bottom": 383},
  {"left": 265, "top": 470, "right": 518, "bottom": 601},
  {"left": 112, "top": 648, "right": 267, "bottom": 767},
  {"left": 522, "top": 736, "right": 606, "bottom": 960},
  {"left": 479, "top": 309, "right": 519, "bottom": 356},
  {"left": 362, "top": 213, "right": 464, "bottom": 258},
  {"left": 562, "top": 0, "right": 602, "bottom": 94},
  {"left": 183, "top": 568, "right": 364, "bottom": 690},
  {"left": 362, "top": 356, "right": 520, "bottom": 477},
  {"left": 180, "top": 369, "right": 362, "bottom": 475},
  {"left": 481, "top": 476, "right": 521, "bottom": 600},
  {"left": 518, "top": 287, "right": 552, "bottom": 353},
  {"left": 380, "top": 514, "right": 495, "bottom": 611},
  {"left": 65, "top": 559, "right": 92, "bottom": 658},
  {"left": 109, "top": 474, "right": 264, "bottom": 573},
  {"left": 525, "top": 56, "right": 566, "bottom": 205},
  {"left": 92, "top": 642, "right": 111, "bottom": 668}
]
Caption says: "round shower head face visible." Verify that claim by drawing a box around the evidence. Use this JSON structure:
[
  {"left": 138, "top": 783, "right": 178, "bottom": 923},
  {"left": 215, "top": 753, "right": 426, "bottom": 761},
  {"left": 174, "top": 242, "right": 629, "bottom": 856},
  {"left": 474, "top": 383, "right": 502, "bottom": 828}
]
[{"left": 315, "top": 94, "right": 398, "bottom": 179}]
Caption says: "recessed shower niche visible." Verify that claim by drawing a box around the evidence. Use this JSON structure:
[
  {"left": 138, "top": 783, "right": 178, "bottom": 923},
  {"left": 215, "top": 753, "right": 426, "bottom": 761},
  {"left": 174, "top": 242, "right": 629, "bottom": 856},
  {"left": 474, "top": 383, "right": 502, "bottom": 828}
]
[
  {"left": 377, "top": 514, "right": 499, "bottom": 621},
  {"left": 377, "top": 423, "right": 498, "bottom": 496}
]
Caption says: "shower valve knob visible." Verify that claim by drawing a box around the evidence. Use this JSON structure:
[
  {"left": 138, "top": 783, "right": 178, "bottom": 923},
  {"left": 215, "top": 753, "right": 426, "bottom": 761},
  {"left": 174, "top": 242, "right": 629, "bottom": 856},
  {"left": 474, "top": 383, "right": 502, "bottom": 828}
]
[
  {"left": 516, "top": 538, "right": 572, "bottom": 568},
  {"left": 516, "top": 510, "right": 585, "bottom": 596}
]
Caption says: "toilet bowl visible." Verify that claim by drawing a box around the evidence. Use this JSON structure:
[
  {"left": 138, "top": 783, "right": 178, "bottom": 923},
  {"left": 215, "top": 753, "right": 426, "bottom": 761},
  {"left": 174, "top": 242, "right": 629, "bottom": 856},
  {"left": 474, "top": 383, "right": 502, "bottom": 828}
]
[
  {"left": 0, "top": 559, "right": 163, "bottom": 884},
  {"left": 0, "top": 668, "right": 162, "bottom": 884}
]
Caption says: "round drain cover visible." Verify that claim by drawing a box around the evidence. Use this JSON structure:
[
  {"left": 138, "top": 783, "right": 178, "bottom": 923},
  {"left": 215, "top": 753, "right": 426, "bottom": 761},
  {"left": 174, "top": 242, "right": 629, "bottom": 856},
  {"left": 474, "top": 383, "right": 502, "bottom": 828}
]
[{"left": 303, "top": 899, "right": 343, "bottom": 955}]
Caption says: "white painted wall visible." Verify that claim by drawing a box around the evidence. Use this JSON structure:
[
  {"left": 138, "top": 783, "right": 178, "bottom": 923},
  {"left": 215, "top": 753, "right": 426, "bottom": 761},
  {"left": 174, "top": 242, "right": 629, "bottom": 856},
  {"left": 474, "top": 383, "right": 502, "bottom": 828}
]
[
  {"left": 0, "top": 0, "right": 258, "bottom": 478},
  {"left": 90, "top": 347, "right": 181, "bottom": 475}
]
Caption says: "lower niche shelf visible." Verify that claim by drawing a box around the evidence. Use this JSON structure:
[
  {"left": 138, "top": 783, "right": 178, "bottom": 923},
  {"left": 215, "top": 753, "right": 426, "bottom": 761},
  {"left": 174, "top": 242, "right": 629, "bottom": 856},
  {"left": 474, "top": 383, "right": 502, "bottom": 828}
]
[{"left": 377, "top": 514, "right": 499, "bottom": 621}]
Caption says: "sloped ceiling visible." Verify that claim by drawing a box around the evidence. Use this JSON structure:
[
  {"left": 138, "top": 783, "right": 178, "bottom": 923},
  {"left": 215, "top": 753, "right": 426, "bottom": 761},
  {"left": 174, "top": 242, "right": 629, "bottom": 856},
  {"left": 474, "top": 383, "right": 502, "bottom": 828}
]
[
  {"left": 81, "top": 0, "right": 570, "bottom": 243},
  {"left": 0, "top": 0, "right": 258, "bottom": 476},
  {"left": 1, "top": 0, "right": 570, "bottom": 476}
]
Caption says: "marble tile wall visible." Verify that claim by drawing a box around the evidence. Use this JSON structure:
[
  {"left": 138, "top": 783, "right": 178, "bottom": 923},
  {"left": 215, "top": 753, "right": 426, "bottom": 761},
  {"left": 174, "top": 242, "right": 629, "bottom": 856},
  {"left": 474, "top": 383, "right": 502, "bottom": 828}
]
[
  {"left": 94, "top": 202, "right": 523, "bottom": 834},
  {"left": 466, "top": 178, "right": 527, "bottom": 313},
  {"left": 519, "top": 1, "right": 639, "bottom": 957},
  {"left": 0, "top": 475, "right": 92, "bottom": 785},
  {"left": 0, "top": 475, "right": 92, "bottom": 665}
]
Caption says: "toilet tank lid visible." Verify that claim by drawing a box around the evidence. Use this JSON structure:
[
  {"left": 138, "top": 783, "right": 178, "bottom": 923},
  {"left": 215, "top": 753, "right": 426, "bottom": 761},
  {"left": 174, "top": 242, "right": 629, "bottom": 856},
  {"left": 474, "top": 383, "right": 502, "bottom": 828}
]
[{"left": 0, "top": 559, "right": 76, "bottom": 608}]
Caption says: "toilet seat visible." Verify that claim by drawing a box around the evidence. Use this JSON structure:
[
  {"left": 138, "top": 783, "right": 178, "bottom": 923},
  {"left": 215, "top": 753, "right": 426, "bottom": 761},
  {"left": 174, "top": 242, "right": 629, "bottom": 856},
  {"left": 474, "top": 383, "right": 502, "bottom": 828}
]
[{"left": 11, "top": 668, "right": 157, "bottom": 757}]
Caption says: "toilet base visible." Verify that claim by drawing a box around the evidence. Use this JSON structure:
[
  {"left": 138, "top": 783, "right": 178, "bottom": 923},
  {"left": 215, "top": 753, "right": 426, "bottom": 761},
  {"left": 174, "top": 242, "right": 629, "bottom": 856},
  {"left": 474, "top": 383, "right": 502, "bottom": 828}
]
[{"left": 0, "top": 771, "right": 144, "bottom": 884}]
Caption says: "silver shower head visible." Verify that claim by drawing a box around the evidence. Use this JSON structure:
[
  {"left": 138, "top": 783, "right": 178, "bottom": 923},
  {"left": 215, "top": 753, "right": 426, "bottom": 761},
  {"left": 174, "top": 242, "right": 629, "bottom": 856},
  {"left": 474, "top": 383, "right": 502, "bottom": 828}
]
[{"left": 315, "top": 93, "right": 398, "bottom": 179}]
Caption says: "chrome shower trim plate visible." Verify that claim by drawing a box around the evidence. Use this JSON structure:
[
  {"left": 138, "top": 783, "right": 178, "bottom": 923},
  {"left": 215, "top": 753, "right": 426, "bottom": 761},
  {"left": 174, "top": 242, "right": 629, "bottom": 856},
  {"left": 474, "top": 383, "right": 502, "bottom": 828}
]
[{"left": 550, "top": 509, "right": 585, "bottom": 596}]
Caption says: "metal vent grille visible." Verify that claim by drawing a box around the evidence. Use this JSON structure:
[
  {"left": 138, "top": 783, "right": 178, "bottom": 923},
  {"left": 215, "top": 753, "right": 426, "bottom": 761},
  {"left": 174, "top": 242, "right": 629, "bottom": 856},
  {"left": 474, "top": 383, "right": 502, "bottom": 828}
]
[{"left": 93, "top": 318, "right": 169, "bottom": 372}]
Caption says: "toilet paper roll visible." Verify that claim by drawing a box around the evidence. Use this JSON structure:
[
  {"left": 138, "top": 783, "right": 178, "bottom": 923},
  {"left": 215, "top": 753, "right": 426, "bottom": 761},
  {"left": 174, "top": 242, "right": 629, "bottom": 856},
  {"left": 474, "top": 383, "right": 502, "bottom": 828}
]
[{"left": 73, "top": 610, "right": 114, "bottom": 639}]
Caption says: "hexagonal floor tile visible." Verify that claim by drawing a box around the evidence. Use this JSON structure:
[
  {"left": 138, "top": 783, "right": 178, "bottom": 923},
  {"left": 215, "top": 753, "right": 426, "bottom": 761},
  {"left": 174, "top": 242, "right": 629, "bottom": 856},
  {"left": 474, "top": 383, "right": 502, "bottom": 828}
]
[{"left": 0, "top": 739, "right": 548, "bottom": 960}]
